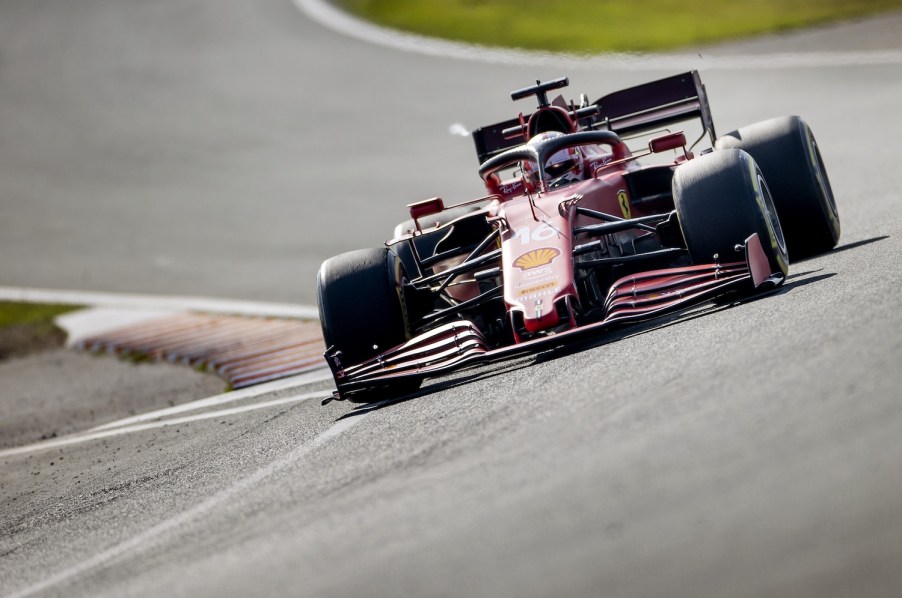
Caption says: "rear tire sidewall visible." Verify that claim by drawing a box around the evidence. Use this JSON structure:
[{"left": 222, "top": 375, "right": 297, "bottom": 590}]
[{"left": 716, "top": 116, "right": 840, "bottom": 258}]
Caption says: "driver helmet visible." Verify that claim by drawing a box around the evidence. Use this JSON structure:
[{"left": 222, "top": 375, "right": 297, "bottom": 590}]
[{"left": 522, "top": 131, "right": 584, "bottom": 189}]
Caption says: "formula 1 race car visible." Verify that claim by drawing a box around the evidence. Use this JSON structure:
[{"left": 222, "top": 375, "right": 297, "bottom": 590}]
[{"left": 317, "top": 71, "right": 840, "bottom": 403}]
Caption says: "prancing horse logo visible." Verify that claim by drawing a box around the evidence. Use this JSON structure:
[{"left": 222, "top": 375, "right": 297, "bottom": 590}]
[{"left": 617, "top": 189, "right": 631, "bottom": 219}]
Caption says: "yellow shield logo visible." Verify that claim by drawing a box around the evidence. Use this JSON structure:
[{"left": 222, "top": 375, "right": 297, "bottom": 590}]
[{"left": 514, "top": 247, "right": 560, "bottom": 270}]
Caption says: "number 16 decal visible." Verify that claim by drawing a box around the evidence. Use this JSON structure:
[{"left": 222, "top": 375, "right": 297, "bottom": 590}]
[{"left": 512, "top": 222, "right": 560, "bottom": 245}]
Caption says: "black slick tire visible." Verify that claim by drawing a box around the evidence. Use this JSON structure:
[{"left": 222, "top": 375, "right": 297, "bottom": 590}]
[
  {"left": 316, "top": 247, "right": 411, "bottom": 366},
  {"left": 716, "top": 116, "right": 840, "bottom": 258},
  {"left": 673, "top": 148, "right": 789, "bottom": 278}
]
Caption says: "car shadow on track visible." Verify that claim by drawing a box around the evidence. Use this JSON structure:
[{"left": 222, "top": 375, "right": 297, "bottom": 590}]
[
  {"left": 780, "top": 271, "right": 837, "bottom": 292},
  {"left": 337, "top": 357, "right": 537, "bottom": 419},
  {"left": 769, "top": 234, "right": 889, "bottom": 294},
  {"left": 824, "top": 235, "right": 889, "bottom": 255}
]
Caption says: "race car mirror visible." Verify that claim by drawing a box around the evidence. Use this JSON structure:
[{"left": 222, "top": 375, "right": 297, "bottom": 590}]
[
  {"left": 408, "top": 197, "right": 445, "bottom": 231},
  {"left": 649, "top": 131, "right": 687, "bottom": 154}
]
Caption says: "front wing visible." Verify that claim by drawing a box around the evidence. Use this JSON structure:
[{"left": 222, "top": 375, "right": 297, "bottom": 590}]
[{"left": 324, "top": 234, "right": 782, "bottom": 401}]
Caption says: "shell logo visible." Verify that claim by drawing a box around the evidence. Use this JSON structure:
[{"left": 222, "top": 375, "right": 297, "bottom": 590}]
[{"left": 514, "top": 247, "right": 560, "bottom": 270}]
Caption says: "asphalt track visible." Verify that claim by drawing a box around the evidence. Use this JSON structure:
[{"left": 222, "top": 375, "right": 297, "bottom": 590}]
[{"left": 2, "top": 2, "right": 902, "bottom": 597}]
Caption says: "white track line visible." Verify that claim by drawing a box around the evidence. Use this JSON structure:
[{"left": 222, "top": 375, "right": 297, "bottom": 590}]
[
  {"left": 312, "top": 413, "right": 361, "bottom": 444},
  {"left": 90, "top": 368, "right": 334, "bottom": 432},
  {"left": 3, "top": 414, "right": 367, "bottom": 598},
  {"left": 0, "top": 388, "right": 334, "bottom": 459},
  {"left": 294, "top": 0, "right": 902, "bottom": 69},
  {"left": 0, "top": 286, "right": 318, "bottom": 320}
]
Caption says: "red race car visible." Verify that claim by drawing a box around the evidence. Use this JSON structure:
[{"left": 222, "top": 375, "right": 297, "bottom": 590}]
[{"left": 317, "top": 71, "right": 840, "bottom": 403}]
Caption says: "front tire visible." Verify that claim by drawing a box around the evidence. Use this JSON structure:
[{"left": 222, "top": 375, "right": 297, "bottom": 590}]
[
  {"left": 716, "top": 116, "right": 840, "bottom": 258},
  {"left": 673, "top": 149, "right": 789, "bottom": 278},
  {"left": 316, "top": 247, "right": 411, "bottom": 366},
  {"left": 317, "top": 247, "right": 424, "bottom": 402}
]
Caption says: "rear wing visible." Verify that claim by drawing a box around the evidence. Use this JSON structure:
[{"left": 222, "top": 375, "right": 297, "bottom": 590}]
[
  {"left": 471, "top": 115, "right": 531, "bottom": 165},
  {"left": 471, "top": 70, "right": 717, "bottom": 165},
  {"left": 591, "top": 70, "right": 716, "bottom": 143}
]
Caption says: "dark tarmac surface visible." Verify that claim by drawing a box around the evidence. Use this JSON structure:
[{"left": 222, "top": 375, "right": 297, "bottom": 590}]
[{"left": 1, "top": 3, "right": 902, "bottom": 597}]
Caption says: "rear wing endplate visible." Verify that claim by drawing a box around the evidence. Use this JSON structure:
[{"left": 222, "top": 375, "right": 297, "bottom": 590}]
[
  {"left": 471, "top": 115, "right": 527, "bottom": 165},
  {"left": 591, "top": 70, "right": 716, "bottom": 143}
]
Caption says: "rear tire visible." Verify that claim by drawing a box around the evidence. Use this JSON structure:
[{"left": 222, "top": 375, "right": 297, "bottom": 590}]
[
  {"left": 716, "top": 116, "right": 840, "bottom": 258},
  {"left": 673, "top": 149, "right": 789, "bottom": 277}
]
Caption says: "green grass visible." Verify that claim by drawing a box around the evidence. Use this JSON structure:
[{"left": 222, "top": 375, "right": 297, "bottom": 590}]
[
  {"left": 0, "top": 301, "right": 81, "bottom": 329},
  {"left": 0, "top": 301, "right": 82, "bottom": 360},
  {"left": 336, "top": 0, "right": 902, "bottom": 52}
]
